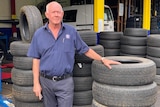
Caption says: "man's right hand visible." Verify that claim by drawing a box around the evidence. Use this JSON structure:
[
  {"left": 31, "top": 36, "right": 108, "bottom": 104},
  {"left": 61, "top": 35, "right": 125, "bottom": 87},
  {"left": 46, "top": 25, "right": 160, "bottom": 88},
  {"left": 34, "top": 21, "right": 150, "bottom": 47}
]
[{"left": 33, "top": 83, "right": 42, "bottom": 100}]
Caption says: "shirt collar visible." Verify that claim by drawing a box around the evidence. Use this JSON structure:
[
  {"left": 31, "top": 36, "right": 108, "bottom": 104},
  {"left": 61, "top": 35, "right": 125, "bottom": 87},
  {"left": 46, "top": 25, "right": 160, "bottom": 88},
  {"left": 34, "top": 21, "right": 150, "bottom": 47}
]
[{"left": 43, "top": 22, "right": 65, "bottom": 31}]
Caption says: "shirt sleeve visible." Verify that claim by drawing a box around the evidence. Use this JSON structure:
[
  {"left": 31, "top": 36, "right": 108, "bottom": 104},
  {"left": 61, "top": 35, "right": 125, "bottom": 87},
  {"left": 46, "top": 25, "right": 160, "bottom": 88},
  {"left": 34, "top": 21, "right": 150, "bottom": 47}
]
[{"left": 27, "top": 32, "right": 41, "bottom": 59}]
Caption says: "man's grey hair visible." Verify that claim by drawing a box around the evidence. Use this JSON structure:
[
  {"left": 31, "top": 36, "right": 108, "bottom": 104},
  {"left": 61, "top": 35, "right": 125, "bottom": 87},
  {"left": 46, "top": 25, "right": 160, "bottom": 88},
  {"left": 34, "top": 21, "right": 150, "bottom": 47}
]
[{"left": 46, "top": 1, "right": 63, "bottom": 13}]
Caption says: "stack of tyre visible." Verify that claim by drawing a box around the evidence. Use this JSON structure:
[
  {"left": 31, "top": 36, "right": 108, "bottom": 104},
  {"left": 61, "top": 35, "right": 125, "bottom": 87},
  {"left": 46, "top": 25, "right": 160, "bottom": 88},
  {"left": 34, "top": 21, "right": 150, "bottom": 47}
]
[
  {"left": 73, "top": 31, "right": 104, "bottom": 107},
  {"left": 147, "top": 34, "right": 160, "bottom": 86},
  {"left": 91, "top": 56, "right": 158, "bottom": 107},
  {"left": 99, "top": 31, "right": 122, "bottom": 56},
  {"left": 10, "top": 5, "right": 43, "bottom": 107},
  {"left": 150, "top": 16, "right": 160, "bottom": 34},
  {"left": 120, "top": 28, "right": 148, "bottom": 57}
]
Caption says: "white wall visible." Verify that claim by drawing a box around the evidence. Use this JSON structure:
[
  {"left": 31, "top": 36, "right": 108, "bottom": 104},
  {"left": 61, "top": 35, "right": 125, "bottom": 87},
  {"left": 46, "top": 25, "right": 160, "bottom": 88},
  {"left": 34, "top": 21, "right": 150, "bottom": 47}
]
[
  {"left": 0, "top": 0, "right": 70, "bottom": 28},
  {"left": 0, "top": 0, "right": 43, "bottom": 27}
]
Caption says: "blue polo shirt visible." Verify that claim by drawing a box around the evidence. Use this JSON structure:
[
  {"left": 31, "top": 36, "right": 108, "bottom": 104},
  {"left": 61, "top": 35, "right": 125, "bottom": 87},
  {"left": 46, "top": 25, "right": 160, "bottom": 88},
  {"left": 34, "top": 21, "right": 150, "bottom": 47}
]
[{"left": 27, "top": 23, "right": 89, "bottom": 76}]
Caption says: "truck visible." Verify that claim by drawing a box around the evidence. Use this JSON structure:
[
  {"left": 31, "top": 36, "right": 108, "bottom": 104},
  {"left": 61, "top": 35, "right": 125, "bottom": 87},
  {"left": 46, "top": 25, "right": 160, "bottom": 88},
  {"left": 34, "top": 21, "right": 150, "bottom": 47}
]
[{"left": 63, "top": 4, "right": 114, "bottom": 32}]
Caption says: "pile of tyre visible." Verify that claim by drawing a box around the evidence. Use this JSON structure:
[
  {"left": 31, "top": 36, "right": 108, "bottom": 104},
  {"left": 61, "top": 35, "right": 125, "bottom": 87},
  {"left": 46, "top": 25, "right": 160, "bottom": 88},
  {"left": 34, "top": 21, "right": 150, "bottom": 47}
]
[
  {"left": 10, "top": 5, "right": 43, "bottom": 107},
  {"left": 150, "top": 16, "right": 160, "bottom": 34},
  {"left": 73, "top": 31, "right": 104, "bottom": 107},
  {"left": 120, "top": 28, "right": 148, "bottom": 57},
  {"left": 99, "top": 31, "right": 122, "bottom": 56},
  {"left": 91, "top": 56, "right": 158, "bottom": 107},
  {"left": 146, "top": 34, "right": 160, "bottom": 86}
]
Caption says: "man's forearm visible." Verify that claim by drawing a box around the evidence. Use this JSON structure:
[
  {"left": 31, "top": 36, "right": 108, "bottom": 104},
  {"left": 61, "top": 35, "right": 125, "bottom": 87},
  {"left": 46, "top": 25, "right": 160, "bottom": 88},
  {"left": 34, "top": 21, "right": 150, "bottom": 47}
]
[
  {"left": 85, "top": 48, "right": 103, "bottom": 61},
  {"left": 32, "top": 58, "right": 40, "bottom": 84}
]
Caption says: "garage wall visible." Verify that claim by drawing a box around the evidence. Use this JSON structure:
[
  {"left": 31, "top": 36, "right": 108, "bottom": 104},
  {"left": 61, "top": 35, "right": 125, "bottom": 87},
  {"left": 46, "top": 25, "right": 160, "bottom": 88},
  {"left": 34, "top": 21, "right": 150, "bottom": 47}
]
[
  {"left": 0, "top": 0, "right": 43, "bottom": 28},
  {"left": 0, "top": 0, "right": 12, "bottom": 27}
]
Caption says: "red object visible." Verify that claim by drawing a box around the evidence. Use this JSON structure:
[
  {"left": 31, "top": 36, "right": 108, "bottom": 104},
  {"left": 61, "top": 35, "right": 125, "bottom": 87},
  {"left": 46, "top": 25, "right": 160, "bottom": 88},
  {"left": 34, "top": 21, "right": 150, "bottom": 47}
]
[
  {"left": 1, "top": 72, "right": 11, "bottom": 80},
  {"left": 11, "top": 0, "right": 17, "bottom": 34},
  {"left": 0, "top": 63, "right": 13, "bottom": 80},
  {"left": 0, "top": 65, "right": 7, "bottom": 69},
  {"left": 2, "top": 63, "right": 14, "bottom": 68}
]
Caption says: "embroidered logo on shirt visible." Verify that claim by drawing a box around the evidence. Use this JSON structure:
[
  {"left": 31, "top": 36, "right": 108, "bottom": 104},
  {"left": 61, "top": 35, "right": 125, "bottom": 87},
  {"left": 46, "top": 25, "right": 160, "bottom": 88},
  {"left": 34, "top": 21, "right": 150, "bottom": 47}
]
[{"left": 66, "top": 34, "right": 70, "bottom": 39}]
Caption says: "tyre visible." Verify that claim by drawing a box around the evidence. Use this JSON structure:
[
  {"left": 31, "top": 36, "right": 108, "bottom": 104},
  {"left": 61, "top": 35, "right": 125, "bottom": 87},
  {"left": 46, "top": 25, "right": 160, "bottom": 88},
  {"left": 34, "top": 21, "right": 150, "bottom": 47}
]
[
  {"left": 147, "top": 46, "right": 160, "bottom": 57},
  {"left": 156, "top": 67, "right": 160, "bottom": 75},
  {"left": 73, "top": 77, "right": 93, "bottom": 91},
  {"left": 124, "top": 28, "right": 148, "bottom": 37},
  {"left": 13, "top": 56, "right": 32, "bottom": 70},
  {"left": 10, "top": 41, "right": 30, "bottom": 56},
  {"left": 92, "top": 81, "right": 157, "bottom": 107},
  {"left": 11, "top": 67, "right": 33, "bottom": 86},
  {"left": 14, "top": 99, "right": 43, "bottom": 107},
  {"left": 99, "top": 31, "right": 122, "bottom": 40},
  {"left": 99, "top": 40, "right": 120, "bottom": 49},
  {"left": 75, "top": 45, "right": 104, "bottom": 63},
  {"left": 147, "top": 55, "right": 160, "bottom": 68},
  {"left": 73, "top": 105, "right": 91, "bottom": 107},
  {"left": 19, "top": 5, "right": 43, "bottom": 43},
  {"left": 78, "top": 31, "right": 97, "bottom": 46},
  {"left": 73, "top": 63, "right": 92, "bottom": 77},
  {"left": 120, "top": 45, "right": 146, "bottom": 55},
  {"left": 73, "top": 90, "right": 92, "bottom": 106},
  {"left": 92, "top": 99, "right": 107, "bottom": 107},
  {"left": 154, "top": 75, "right": 160, "bottom": 85},
  {"left": 92, "top": 56, "right": 156, "bottom": 86},
  {"left": 147, "top": 34, "right": 160, "bottom": 47},
  {"left": 12, "top": 84, "right": 39, "bottom": 102},
  {"left": 120, "top": 52, "right": 146, "bottom": 58},
  {"left": 121, "top": 35, "right": 147, "bottom": 46},
  {"left": 104, "top": 49, "right": 120, "bottom": 56}
]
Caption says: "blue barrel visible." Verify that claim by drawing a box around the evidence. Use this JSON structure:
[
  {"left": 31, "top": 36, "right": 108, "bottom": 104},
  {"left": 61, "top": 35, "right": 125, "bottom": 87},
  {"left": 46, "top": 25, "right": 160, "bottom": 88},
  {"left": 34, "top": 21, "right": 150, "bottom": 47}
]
[
  {"left": 0, "top": 65, "right": 1, "bottom": 92},
  {"left": 0, "top": 95, "right": 14, "bottom": 107},
  {"left": 97, "top": 32, "right": 100, "bottom": 44}
]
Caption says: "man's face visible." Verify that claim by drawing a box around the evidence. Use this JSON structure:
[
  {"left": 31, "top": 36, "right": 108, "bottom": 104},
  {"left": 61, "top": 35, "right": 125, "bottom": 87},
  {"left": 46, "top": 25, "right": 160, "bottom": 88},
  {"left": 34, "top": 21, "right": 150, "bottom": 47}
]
[{"left": 45, "top": 5, "right": 64, "bottom": 25}]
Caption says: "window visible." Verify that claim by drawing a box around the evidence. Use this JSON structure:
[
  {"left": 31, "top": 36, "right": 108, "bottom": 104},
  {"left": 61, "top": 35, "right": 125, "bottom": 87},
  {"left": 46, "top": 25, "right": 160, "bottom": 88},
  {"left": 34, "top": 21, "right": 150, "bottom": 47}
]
[
  {"left": 104, "top": 8, "right": 113, "bottom": 21},
  {"left": 63, "top": 10, "right": 77, "bottom": 22}
]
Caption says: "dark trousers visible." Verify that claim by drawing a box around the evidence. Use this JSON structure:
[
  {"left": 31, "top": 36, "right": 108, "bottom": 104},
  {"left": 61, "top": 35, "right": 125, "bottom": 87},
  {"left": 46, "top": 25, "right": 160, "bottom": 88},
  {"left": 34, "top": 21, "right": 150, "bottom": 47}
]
[{"left": 40, "top": 76, "right": 74, "bottom": 107}]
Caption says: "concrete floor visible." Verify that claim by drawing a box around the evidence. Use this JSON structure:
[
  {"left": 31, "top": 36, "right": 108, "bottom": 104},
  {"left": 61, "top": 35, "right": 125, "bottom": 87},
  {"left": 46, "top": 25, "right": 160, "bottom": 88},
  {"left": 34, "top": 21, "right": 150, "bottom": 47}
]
[{"left": 1, "top": 83, "right": 160, "bottom": 107}]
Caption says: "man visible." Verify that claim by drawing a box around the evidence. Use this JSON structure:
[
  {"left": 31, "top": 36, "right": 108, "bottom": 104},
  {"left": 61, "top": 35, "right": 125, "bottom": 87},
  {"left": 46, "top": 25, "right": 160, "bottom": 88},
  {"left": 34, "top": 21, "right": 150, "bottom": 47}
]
[{"left": 27, "top": 1, "right": 120, "bottom": 107}]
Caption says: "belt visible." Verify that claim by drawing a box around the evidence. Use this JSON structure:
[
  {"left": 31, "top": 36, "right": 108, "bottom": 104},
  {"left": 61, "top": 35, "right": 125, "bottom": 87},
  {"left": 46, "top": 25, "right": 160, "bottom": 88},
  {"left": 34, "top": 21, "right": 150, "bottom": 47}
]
[{"left": 40, "top": 72, "right": 72, "bottom": 81}]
